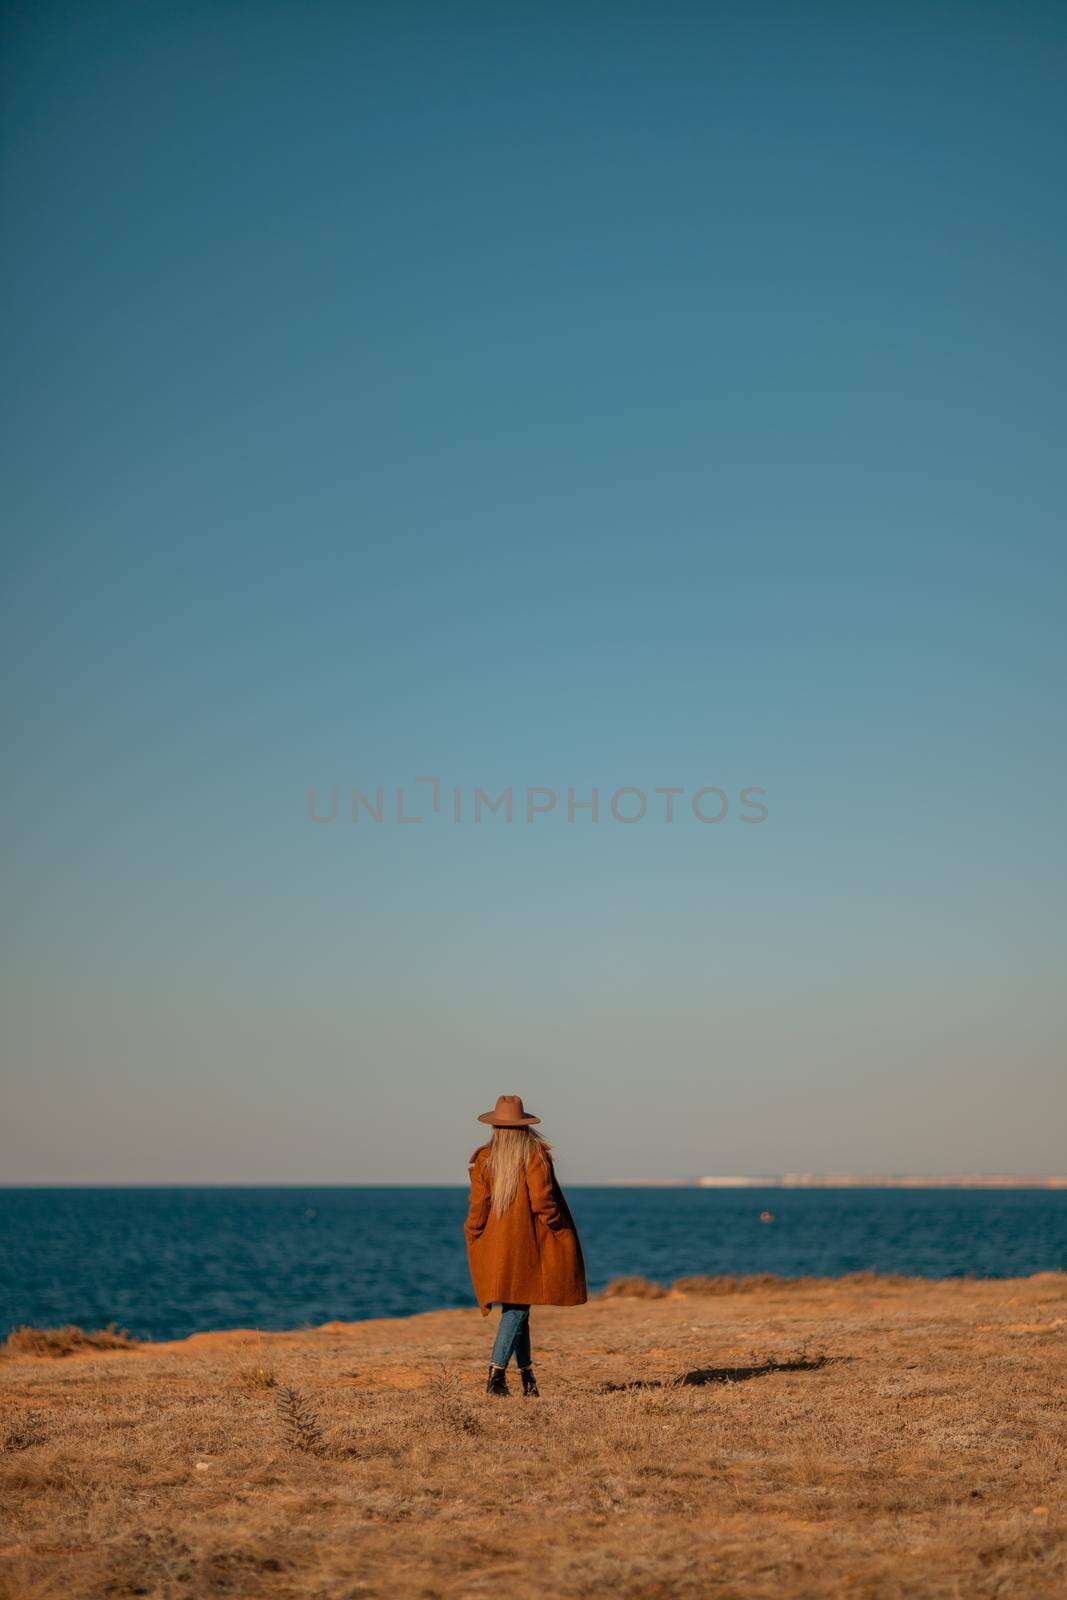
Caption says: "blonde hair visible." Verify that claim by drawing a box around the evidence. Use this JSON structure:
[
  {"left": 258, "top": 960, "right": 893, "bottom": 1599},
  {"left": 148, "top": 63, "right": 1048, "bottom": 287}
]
[{"left": 483, "top": 1126, "right": 552, "bottom": 1218}]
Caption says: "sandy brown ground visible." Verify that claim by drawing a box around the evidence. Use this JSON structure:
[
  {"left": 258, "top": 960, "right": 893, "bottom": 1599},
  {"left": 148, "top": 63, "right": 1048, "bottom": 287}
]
[{"left": 1, "top": 1274, "right": 1064, "bottom": 1600}]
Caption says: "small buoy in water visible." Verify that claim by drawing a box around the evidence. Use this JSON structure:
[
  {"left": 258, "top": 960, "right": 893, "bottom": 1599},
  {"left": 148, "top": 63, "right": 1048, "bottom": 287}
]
[
  {"left": 759, "top": 1210, "right": 775, "bottom": 1224},
  {"left": 305, "top": 1207, "right": 317, "bottom": 1219}
]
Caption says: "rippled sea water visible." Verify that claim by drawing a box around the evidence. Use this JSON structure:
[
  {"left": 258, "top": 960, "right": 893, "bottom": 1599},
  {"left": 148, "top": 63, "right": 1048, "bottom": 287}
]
[{"left": 1, "top": 1186, "right": 1064, "bottom": 1341}]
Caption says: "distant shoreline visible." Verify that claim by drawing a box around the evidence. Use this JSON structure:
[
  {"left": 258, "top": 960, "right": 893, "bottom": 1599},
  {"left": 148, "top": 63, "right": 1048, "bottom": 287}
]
[{"left": 605, "top": 1175, "right": 1067, "bottom": 1189}]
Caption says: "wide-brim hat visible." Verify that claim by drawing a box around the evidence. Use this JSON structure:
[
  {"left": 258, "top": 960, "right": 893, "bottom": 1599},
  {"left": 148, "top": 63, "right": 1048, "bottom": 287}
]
[{"left": 477, "top": 1094, "right": 540, "bottom": 1127}]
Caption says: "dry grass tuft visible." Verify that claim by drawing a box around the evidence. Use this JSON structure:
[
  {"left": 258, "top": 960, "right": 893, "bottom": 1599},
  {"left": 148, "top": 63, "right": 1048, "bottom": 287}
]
[
  {"left": 600, "top": 1275, "right": 669, "bottom": 1298},
  {"left": 234, "top": 1362, "right": 278, "bottom": 1392},
  {"left": 2, "top": 1322, "right": 140, "bottom": 1358},
  {"left": 274, "top": 1382, "right": 325, "bottom": 1454},
  {"left": 673, "top": 1272, "right": 800, "bottom": 1294}
]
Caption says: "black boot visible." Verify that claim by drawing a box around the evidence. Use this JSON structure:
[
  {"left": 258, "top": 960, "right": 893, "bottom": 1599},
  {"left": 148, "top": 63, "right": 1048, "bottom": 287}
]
[
  {"left": 519, "top": 1366, "right": 540, "bottom": 1397},
  {"left": 486, "top": 1364, "right": 509, "bottom": 1397}
]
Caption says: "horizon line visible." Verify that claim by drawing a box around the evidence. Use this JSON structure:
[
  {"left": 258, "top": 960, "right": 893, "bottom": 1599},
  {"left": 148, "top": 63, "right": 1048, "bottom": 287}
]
[{"left": 2, "top": 1174, "right": 1066, "bottom": 1191}]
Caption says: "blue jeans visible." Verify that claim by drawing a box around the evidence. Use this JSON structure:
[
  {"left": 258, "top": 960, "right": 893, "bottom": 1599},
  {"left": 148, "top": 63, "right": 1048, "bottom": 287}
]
[{"left": 490, "top": 1303, "right": 531, "bottom": 1369}]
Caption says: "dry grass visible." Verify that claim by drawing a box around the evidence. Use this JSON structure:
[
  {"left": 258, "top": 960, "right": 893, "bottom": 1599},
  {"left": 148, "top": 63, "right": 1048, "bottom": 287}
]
[
  {"left": 232, "top": 1362, "right": 277, "bottom": 1393},
  {"left": 0, "top": 1274, "right": 1064, "bottom": 1599},
  {"left": 604, "top": 1271, "right": 925, "bottom": 1298},
  {"left": 600, "top": 1274, "right": 670, "bottom": 1298},
  {"left": 2, "top": 1324, "right": 140, "bottom": 1359}
]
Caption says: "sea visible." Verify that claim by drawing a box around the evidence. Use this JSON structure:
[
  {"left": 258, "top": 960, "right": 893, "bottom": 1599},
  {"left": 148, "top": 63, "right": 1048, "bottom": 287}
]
[{"left": 1, "top": 1186, "right": 1064, "bottom": 1343}]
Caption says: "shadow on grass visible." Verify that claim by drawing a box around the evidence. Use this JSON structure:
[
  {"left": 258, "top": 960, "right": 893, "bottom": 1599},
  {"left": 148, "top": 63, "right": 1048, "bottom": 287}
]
[{"left": 600, "top": 1354, "right": 843, "bottom": 1391}]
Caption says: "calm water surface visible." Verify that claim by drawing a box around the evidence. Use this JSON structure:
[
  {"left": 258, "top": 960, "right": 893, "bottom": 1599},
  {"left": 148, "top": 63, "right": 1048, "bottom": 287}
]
[{"left": 1, "top": 1186, "right": 1064, "bottom": 1341}]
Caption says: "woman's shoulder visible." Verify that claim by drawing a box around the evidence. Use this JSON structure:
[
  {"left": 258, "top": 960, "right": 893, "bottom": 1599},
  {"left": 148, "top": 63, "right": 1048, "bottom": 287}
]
[{"left": 468, "top": 1142, "right": 490, "bottom": 1166}]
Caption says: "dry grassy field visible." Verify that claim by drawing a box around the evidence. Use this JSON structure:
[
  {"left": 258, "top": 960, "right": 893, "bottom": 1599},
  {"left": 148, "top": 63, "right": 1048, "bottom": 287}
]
[{"left": 1, "top": 1273, "right": 1064, "bottom": 1599}]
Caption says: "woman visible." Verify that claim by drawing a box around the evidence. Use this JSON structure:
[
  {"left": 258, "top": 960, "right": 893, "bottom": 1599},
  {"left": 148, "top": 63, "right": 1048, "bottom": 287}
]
[{"left": 465, "top": 1094, "right": 587, "bottom": 1397}]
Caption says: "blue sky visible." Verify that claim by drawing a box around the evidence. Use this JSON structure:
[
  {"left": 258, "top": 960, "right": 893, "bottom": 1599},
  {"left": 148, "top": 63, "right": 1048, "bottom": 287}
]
[{"left": 2, "top": 1, "right": 1064, "bottom": 1181}]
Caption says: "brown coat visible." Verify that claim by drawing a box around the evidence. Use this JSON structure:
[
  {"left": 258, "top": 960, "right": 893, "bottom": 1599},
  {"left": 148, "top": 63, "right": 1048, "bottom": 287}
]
[{"left": 464, "top": 1144, "right": 587, "bottom": 1315}]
